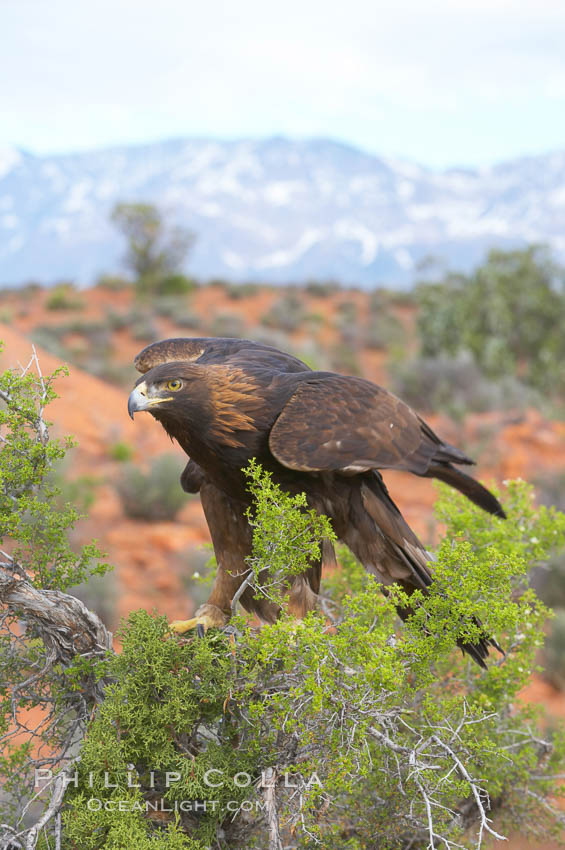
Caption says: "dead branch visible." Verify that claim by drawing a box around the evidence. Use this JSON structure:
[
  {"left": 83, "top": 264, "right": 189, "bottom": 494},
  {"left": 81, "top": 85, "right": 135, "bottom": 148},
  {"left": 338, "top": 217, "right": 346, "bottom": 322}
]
[{"left": 0, "top": 566, "right": 112, "bottom": 660}]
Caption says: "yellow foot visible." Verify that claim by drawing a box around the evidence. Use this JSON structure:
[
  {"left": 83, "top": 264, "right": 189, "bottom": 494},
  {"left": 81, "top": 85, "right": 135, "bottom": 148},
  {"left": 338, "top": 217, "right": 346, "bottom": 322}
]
[{"left": 170, "top": 604, "right": 228, "bottom": 636}]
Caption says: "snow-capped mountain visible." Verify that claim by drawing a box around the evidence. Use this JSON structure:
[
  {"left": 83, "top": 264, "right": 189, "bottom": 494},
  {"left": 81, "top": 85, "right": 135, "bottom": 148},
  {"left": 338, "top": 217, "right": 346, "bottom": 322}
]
[{"left": 1, "top": 136, "right": 565, "bottom": 287}]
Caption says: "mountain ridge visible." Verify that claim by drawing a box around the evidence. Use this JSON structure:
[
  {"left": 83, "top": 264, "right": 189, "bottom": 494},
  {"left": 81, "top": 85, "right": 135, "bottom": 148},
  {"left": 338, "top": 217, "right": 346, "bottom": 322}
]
[{"left": 1, "top": 135, "right": 564, "bottom": 287}]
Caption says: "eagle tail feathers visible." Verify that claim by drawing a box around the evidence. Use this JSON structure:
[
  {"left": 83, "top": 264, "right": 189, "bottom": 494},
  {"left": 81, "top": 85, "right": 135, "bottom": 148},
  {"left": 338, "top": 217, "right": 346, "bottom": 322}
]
[{"left": 426, "top": 463, "right": 506, "bottom": 518}]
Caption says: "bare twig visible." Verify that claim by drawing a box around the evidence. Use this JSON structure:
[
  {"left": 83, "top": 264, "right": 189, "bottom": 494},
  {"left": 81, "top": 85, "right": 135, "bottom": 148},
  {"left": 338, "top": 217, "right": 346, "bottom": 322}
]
[{"left": 260, "top": 768, "right": 283, "bottom": 850}]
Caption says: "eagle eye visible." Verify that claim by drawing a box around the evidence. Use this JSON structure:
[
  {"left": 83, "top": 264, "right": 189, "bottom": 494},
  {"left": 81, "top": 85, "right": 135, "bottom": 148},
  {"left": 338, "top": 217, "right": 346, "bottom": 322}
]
[{"left": 166, "top": 379, "right": 182, "bottom": 392}]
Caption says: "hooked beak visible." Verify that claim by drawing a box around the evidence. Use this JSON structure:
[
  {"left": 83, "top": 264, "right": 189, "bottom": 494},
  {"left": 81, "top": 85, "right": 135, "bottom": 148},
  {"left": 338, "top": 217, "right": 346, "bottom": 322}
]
[
  {"left": 128, "top": 383, "right": 149, "bottom": 419},
  {"left": 128, "top": 381, "right": 174, "bottom": 419}
]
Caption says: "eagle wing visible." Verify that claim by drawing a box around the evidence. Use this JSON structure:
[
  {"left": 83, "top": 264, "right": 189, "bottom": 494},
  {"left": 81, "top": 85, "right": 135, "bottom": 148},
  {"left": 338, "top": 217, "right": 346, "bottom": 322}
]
[{"left": 269, "top": 375, "right": 471, "bottom": 475}]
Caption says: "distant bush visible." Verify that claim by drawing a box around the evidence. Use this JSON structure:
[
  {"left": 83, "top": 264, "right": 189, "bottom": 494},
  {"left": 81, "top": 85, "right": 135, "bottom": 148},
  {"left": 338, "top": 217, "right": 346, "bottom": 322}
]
[
  {"left": 247, "top": 327, "right": 292, "bottom": 349},
  {"left": 173, "top": 311, "right": 202, "bottom": 329},
  {"left": 152, "top": 296, "right": 183, "bottom": 318},
  {"left": 108, "top": 441, "right": 134, "bottom": 463},
  {"left": 158, "top": 273, "right": 196, "bottom": 295},
  {"left": 305, "top": 279, "right": 342, "bottom": 296},
  {"left": 208, "top": 311, "right": 246, "bottom": 338},
  {"left": 104, "top": 308, "right": 130, "bottom": 331},
  {"left": 29, "top": 326, "right": 70, "bottom": 360},
  {"left": 128, "top": 310, "right": 159, "bottom": 342},
  {"left": 46, "top": 283, "right": 84, "bottom": 311},
  {"left": 116, "top": 454, "right": 188, "bottom": 520},
  {"left": 534, "top": 469, "right": 565, "bottom": 513},
  {"left": 19, "top": 280, "right": 42, "bottom": 297},
  {"left": 542, "top": 609, "right": 565, "bottom": 689},
  {"left": 225, "top": 282, "right": 261, "bottom": 300},
  {"left": 416, "top": 246, "right": 565, "bottom": 396},
  {"left": 29, "top": 323, "right": 129, "bottom": 385},
  {"left": 179, "top": 544, "right": 217, "bottom": 608},
  {"left": 205, "top": 277, "right": 231, "bottom": 289},
  {"left": 96, "top": 273, "right": 131, "bottom": 291},
  {"left": 531, "top": 552, "right": 565, "bottom": 611},
  {"left": 261, "top": 292, "right": 305, "bottom": 332},
  {"left": 390, "top": 353, "right": 536, "bottom": 417},
  {"left": 64, "top": 319, "right": 111, "bottom": 345},
  {"left": 71, "top": 570, "right": 117, "bottom": 628},
  {"left": 46, "top": 455, "right": 101, "bottom": 514},
  {"left": 365, "top": 312, "right": 405, "bottom": 350}
]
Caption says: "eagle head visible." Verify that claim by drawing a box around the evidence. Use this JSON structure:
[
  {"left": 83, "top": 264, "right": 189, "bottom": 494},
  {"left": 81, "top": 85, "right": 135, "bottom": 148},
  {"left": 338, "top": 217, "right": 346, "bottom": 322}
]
[
  {"left": 128, "top": 361, "right": 262, "bottom": 448},
  {"left": 127, "top": 361, "right": 202, "bottom": 421}
]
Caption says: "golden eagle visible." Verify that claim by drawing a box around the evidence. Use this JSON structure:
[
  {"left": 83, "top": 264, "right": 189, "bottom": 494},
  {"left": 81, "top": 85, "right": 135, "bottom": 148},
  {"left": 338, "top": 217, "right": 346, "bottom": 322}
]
[{"left": 128, "top": 337, "right": 504, "bottom": 667}]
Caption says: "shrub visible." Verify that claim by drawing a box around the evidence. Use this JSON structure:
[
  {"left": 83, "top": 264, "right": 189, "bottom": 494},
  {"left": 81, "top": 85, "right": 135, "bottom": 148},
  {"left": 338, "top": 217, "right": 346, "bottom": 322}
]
[
  {"left": 153, "top": 296, "right": 188, "bottom": 319},
  {"left": 261, "top": 292, "right": 306, "bottom": 332},
  {"left": 96, "top": 273, "right": 131, "bottom": 291},
  {"left": 225, "top": 282, "right": 260, "bottom": 300},
  {"left": 130, "top": 314, "right": 159, "bottom": 342},
  {"left": 3, "top": 353, "right": 565, "bottom": 849},
  {"left": 534, "top": 469, "right": 565, "bottom": 513},
  {"left": 71, "top": 570, "right": 118, "bottom": 628},
  {"left": 390, "top": 353, "right": 537, "bottom": 417},
  {"left": 116, "top": 454, "right": 188, "bottom": 520},
  {"left": 64, "top": 473, "right": 565, "bottom": 849},
  {"left": 305, "top": 279, "right": 342, "bottom": 296},
  {"left": 173, "top": 311, "right": 202, "bottom": 330},
  {"left": 29, "top": 325, "right": 70, "bottom": 360},
  {"left": 104, "top": 307, "right": 130, "bottom": 330},
  {"left": 46, "top": 282, "right": 84, "bottom": 311},
  {"left": 150, "top": 296, "right": 202, "bottom": 327},
  {"left": 208, "top": 312, "right": 246, "bottom": 338},
  {"left": 542, "top": 609, "right": 565, "bottom": 689},
  {"left": 334, "top": 299, "right": 358, "bottom": 347},
  {"left": 158, "top": 273, "right": 197, "bottom": 295},
  {"left": 416, "top": 246, "right": 565, "bottom": 396},
  {"left": 365, "top": 312, "right": 405, "bottom": 350},
  {"left": 179, "top": 544, "right": 217, "bottom": 608},
  {"left": 108, "top": 440, "right": 134, "bottom": 462}
]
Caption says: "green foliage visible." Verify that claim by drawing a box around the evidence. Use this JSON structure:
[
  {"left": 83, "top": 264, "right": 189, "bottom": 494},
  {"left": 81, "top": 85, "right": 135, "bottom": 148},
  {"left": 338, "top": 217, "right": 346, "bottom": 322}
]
[
  {"left": 116, "top": 454, "right": 188, "bottom": 520},
  {"left": 2, "top": 360, "right": 565, "bottom": 850},
  {"left": 45, "top": 282, "right": 84, "bottom": 311},
  {"left": 64, "top": 611, "right": 256, "bottom": 849},
  {"left": 0, "top": 350, "right": 112, "bottom": 848},
  {"left": 108, "top": 440, "right": 134, "bottom": 462},
  {"left": 243, "top": 460, "right": 336, "bottom": 607},
  {"left": 96, "top": 273, "right": 132, "bottom": 291},
  {"left": 416, "top": 246, "right": 565, "bottom": 397},
  {"left": 111, "top": 202, "right": 195, "bottom": 298},
  {"left": 159, "top": 273, "right": 197, "bottom": 296},
  {"left": 0, "top": 355, "right": 107, "bottom": 590},
  {"left": 60, "top": 472, "right": 565, "bottom": 848}
]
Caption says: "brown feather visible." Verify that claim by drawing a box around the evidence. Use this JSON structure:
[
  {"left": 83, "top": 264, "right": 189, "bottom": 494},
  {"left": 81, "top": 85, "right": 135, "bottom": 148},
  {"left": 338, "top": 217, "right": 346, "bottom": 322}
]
[{"left": 205, "top": 366, "right": 263, "bottom": 447}]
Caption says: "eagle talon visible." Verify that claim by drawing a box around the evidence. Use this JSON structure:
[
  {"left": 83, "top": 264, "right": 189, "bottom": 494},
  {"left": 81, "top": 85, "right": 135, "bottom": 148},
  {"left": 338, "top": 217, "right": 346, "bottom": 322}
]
[{"left": 169, "top": 604, "right": 229, "bottom": 636}]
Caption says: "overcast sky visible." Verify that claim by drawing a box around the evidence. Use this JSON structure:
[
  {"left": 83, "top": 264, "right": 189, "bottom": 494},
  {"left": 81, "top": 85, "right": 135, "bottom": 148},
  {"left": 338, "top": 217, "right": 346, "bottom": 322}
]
[{"left": 3, "top": 0, "right": 565, "bottom": 168}]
